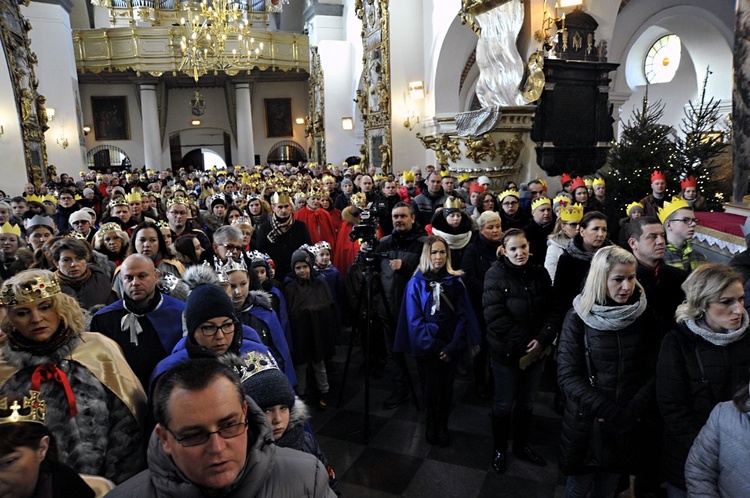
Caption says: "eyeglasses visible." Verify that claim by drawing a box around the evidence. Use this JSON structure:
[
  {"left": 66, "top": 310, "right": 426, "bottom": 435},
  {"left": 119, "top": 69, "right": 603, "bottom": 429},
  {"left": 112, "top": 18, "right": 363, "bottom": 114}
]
[
  {"left": 670, "top": 217, "right": 700, "bottom": 226},
  {"left": 563, "top": 222, "right": 579, "bottom": 227},
  {"left": 220, "top": 243, "right": 243, "bottom": 253},
  {"left": 198, "top": 321, "right": 236, "bottom": 337},
  {"left": 501, "top": 201, "right": 519, "bottom": 207},
  {"left": 166, "top": 420, "right": 248, "bottom": 447},
  {"left": 529, "top": 190, "right": 543, "bottom": 196}
]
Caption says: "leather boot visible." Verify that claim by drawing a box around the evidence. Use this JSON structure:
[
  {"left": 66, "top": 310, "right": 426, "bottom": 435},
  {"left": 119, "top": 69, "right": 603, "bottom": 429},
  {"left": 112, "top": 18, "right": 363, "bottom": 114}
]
[
  {"left": 491, "top": 414, "right": 510, "bottom": 473},
  {"left": 512, "top": 408, "right": 547, "bottom": 467}
]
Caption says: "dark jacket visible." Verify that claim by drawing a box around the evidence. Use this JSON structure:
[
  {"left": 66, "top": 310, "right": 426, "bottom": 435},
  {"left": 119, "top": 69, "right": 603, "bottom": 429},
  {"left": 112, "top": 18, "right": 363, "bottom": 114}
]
[
  {"left": 522, "top": 219, "right": 555, "bottom": 267},
  {"left": 106, "top": 396, "right": 336, "bottom": 498},
  {"left": 461, "top": 233, "right": 501, "bottom": 329},
  {"left": 255, "top": 218, "right": 312, "bottom": 278},
  {"left": 635, "top": 260, "right": 687, "bottom": 337},
  {"left": 412, "top": 189, "right": 447, "bottom": 227},
  {"left": 59, "top": 264, "right": 117, "bottom": 310},
  {"left": 656, "top": 323, "right": 750, "bottom": 490},
  {"left": 557, "top": 303, "right": 660, "bottom": 475},
  {"left": 375, "top": 225, "right": 428, "bottom": 322},
  {"left": 553, "top": 236, "right": 613, "bottom": 313},
  {"left": 483, "top": 257, "right": 559, "bottom": 362}
]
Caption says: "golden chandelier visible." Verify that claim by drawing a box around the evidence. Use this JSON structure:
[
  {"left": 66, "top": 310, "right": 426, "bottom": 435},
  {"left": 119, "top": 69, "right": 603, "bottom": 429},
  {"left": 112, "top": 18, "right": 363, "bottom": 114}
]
[{"left": 179, "top": 0, "right": 264, "bottom": 82}]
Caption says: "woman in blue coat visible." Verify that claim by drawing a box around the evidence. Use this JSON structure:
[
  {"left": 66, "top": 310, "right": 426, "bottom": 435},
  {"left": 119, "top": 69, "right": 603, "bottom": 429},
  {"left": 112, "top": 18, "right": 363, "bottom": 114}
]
[{"left": 395, "top": 235, "right": 480, "bottom": 446}]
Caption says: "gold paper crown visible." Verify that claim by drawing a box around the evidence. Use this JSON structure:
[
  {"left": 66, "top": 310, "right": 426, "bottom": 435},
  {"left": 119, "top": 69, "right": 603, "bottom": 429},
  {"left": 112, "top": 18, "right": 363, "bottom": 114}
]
[
  {"left": 79, "top": 170, "right": 87, "bottom": 176},
  {"left": 531, "top": 196, "right": 552, "bottom": 211},
  {"left": 560, "top": 203, "right": 584, "bottom": 223},
  {"left": 443, "top": 197, "right": 464, "bottom": 209},
  {"left": 0, "top": 222, "right": 21, "bottom": 237},
  {"left": 350, "top": 192, "right": 367, "bottom": 207},
  {"left": 99, "top": 222, "right": 125, "bottom": 234},
  {"left": 592, "top": 178, "right": 605, "bottom": 187},
  {"left": 41, "top": 195, "right": 57, "bottom": 205},
  {"left": 403, "top": 171, "right": 415, "bottom": 182},
  {"left": 439, "top": 169, "right": 451, "bottom": 178},
  {"left": 294, "top": 192, "right": 307, "bottom": 200},
  {"left": 237, "top": 350, "right": 281, "bottom": 384},
  {"left": 658, "top": 197, "right": 691, "bottom": 224},
  {"left": 25, "top": 194, "right": 43, "bottom": 204},
  {"left": 109, "top": 197, "right": 129, "bottom": 207},
  {"left": 322, "top": 175, "right": 335, "bottom": 183},
  {"left": 124, "top": 191, "right": 142, "bottom": 203},
  {"left": 553, "top": 194, "right": 571, "bottom": 207},
  {"left": 0, "top": 391, "right": 46, "bottom": 426},
  {"left": 271, "top": 191, "right": 291, "bottom": 205},
  {"left": 373, "top": 173, "right": 385, "bottom": 182},
  {"left": 215, "top": 256, "right": 247, "bottom": 275},
  {"left": 156, "top": 220, "right": 170, "bottom": 231},
  {"left": 0, "top": 274, "right": 62, "bottom": 307},
  {"left": 457, "top": 172, "right": 471, "bottom": 184},
  {"left": 626, "top": 202, "right": 644, "bottom": 217},
  {"left": 166, "top": 196, "right": 189, "bottom": 209},
  {"left": 584, "top": 178, "right": 593, "bottom": 187},
  {"left": 498, "top": 189, "right": 520, "bottom": 203}
]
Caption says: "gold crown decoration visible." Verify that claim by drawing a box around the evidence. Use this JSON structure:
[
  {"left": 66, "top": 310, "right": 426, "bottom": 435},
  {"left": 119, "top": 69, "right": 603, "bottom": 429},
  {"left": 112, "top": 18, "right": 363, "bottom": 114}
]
[
  {"left": 41, "top": 195, "right": 57, "bottom": 205},
  {"left": 270, "top": 191, "right": 291, "bottom": 205},
  {"left": 0, "top": 274, "right": 62, "bottom": 307},
  {"left": 350, "top": 192, "right": 367, "bottom": 207},
  {"left": 439, "top": 169, "right": 451, "bottom": 178},
  {"left": 402, "top": 170, "right": 415, "bottom": 182},
  {"left": 0, "top": 391, "right": 46, "bottom": 426},
  {"left": 237, "top": 350, "right": 281, "bottom": 384},
  {"left": 373, "top": 173, "right": 385, "bottom": 182},
  {"left": 322, "top": 175, "right": 335, "bottom": 183},
  {"left": 443, "top": 196, "right": 464, "bottom": 209},
  {"left": 232, "top": 216, "right": 252, "bottom": 227},
  {"left": 553, "top": 194, "right": 572, "bottom": 207},
  {"left": 592, "top": 177, "right": 606, "bottom": 187},
  {"left": 626, "top": 202, "right": 645, "bottom": 217},
  {"left": 25, "top": 194, "right": 43, "bottom": 204},
  {"left": 156, "top": 220, "right": 171, "bottom": 231},
  {"left": 293, "top": 192, "right": 307, "bottom": 200},
  {"left": 79, "top": 170, "right": 87, "bottom": 176},
  {"left": 457, "top": 172, "right": 471, "bottom": 184},
  {"left": 498, "top": 189, "right": 520, "bottom": 203},
  {"left": 584, "top": 178, "right": 594, "bottom": 187},
  {"left": 85, "top": 181, "right": 95, "bottom": 186},
  {"left": 531, "top": 196, "right": 552, "bottom": 211},
  {"left": 0, "top": 222, "right": 21, "bottom": 237},
  {"left": 99, "top": 222, "right": 125, "bottom": 234},
  {"left": 214, "top": 256, "right": 247, "bottom": 275},
  {"left": 166, "top": 196, "right": 189, "bottom": 209},
  {"left": 560, "top": 203, "right": 584, "bottom": 223},
  {"left": 108, "top": 197, "right": 129, "bottom": 207},
  {"left": 124, "top": 191, "right": 142, "bottom": 203},
  {"left": 66, "top": 231, "right": 86, "bottom": 240},
  {"left": 147, "top": 169, "right": 155, "bottom": 174},
  {"left": 658, "top": 197, "right": 691, "bottom": 224}
]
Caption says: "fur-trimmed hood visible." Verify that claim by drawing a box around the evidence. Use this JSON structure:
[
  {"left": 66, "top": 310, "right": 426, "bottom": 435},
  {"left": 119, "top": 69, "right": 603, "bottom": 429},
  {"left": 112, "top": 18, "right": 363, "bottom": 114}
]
[
  {"left": 341, "top": 205, "right": 361, "bottom": 225},
  {"left": 243, "top": 289, "right": 274, "bottom": 311},
  {"left": 181, "top": 264, "right": 221, "bottom": 290}
]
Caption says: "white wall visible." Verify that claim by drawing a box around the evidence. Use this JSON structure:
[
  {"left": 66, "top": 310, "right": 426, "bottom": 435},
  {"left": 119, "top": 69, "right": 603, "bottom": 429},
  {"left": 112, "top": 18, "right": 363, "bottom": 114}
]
[{"left": 0, "top": 62, "right": 28, "bottom": 197}]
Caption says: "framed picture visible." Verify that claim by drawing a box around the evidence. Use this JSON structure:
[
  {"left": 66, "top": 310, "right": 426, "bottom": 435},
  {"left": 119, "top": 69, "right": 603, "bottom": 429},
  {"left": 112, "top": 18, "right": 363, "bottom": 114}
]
[
  {"left": 91, "top": 96, "right": 130, "bottom": 140},
  {"left": 264, "top": 98, "right": 293, "bottom": 138}
]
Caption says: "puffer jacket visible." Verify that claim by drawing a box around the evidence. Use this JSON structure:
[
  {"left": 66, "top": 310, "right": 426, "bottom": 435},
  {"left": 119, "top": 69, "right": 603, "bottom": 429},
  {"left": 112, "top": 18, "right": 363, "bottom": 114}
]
[
  {"left": 656, "top": 323, "right": 750, "bottom": 490},
  {"left": 557, "top": 304, "right": 660, "bottom": 475},
  {"left": 461, "top": 233, "right": 501, "bottom": 329},
  {"left": 685, "top": 400, "right": 750, "bottom": 497},
  {"left": 105, "top": 396, "right": 336, "bottom": 497},
  {"left": 412, "top": 189, "right": 446, "bottom": 227},
  {"left": 483, "top": 257, "right": 559, "bottom": 363},
  {"left": 553, "top": 235, "right": 613, "bottom": 313}
]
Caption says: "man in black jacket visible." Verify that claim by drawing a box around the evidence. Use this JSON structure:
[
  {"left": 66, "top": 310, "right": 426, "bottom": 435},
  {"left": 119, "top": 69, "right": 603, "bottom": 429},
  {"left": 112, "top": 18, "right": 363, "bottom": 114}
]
[
  {"left": 412, "top": 172, "right": 446, "bottom": 227},
  {"left": 523, "top": 197, "right": 554, "bottom": 267},
  {"left": 255, "top": 192, "right": 312, "bottom": 279},
  {"left": 375, "top": 202, "right": 427, "bottom": 408}
]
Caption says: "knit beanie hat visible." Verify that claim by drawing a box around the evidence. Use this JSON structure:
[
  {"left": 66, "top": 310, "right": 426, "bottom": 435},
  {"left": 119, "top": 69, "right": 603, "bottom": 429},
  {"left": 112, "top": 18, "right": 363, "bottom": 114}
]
[
  {"left": 341, "top": 178, "right": 353, "bottom": 188},
  {"left": 83, "top": 187, "right": 95, "bottom": 198},
  {"left": 241, "top": 355, "right": 295, "bottom": 410},
  {"left": 290, "top": 248, "right": 313, "bottom": 270},
  {"left": 185, "top": 284, "right": 237, "bottom": 335}
]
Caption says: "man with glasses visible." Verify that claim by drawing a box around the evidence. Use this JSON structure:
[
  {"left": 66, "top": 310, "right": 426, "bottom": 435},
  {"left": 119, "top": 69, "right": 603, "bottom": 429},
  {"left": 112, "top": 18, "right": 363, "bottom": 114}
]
[
  {"left": 108, "top": 359, "right": 334, "bottom": 496},
  {"left": 90, "top": 254, "right": 186, "bottom": 388},
  {"left": 167, "top": 197, "right": 210, "bottom": 251},
  {"left": 213, "top": 225, "right": 247, "bottom": 265},
  {"left": 658, "top": 197, "right": 707, "bottom": 273},
  {"left": 69, "top": 209, "right": 97, "bottom": 243}
]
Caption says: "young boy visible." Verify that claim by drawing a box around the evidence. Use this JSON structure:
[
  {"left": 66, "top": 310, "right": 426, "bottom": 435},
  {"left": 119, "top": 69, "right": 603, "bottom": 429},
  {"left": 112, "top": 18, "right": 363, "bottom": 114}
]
[
  {"left": 312, "top": 241, "right": 345, "bottom": 327},
  {"left": 283, "top": 248, "right": 338, "bottom": 408}
]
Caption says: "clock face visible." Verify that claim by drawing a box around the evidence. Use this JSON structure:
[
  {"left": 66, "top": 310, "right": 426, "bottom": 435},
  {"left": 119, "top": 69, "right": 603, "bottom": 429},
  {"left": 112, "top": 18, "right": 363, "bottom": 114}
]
[{"left": 644, "top": 35, "right": 682, "bottom": 84}]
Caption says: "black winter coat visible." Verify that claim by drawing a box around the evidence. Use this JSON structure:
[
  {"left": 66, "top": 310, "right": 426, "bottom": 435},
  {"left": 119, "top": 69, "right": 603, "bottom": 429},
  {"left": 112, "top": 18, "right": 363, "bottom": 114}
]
[
  {"left": 256, "top": 218, "right": 313, "bottom": 278},
  {"left": 483, "top": 257, "right": 559, "bottom": 362},
  {"left": 557, "top": 304, "right": 660, "bottom": 475},
  {"left": 656, "top": 323, "right": 750, "bottom": 490},
  {"left": 462, "top": 233, "right": 501, "bottom": 329}
]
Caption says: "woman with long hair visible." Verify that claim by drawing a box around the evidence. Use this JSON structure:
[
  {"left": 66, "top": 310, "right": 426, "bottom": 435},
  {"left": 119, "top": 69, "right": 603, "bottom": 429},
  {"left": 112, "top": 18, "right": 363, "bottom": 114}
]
[
  {"left": 657, "top": 264, "right": 750, "bottom": 497},
  {"left": 558, "top": 246, "right": 660, "bottom": 497},
  {"left": 173, "top": 235, "right": 205, "bottom": 267},
  {"left": 0, "top": 270, "right": 145, "bottom": 483},
  {"left": 395, "top": 236, "right": 480, "bottom": 446}
]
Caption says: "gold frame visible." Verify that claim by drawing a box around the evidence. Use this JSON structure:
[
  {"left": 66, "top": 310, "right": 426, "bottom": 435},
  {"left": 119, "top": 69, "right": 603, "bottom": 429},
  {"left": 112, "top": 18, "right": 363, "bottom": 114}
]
[
  {"left": 355, "top": 0, "right": 391, "bottom": 173},
  {"left": 307, "top": 46, "right": 326, "bottom": 164},
  {"left": 91, "top": 96, "right": 131, "bottom": 140}
]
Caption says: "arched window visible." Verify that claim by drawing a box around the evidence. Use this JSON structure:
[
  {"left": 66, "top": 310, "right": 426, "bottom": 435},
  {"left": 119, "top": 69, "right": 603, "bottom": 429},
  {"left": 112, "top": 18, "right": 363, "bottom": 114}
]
[
  {"left": 86, "top": 145, "right": 131, "bottom": 171},
  {"left": 644, "top": 34, "right": 681, "bottom": 84}
]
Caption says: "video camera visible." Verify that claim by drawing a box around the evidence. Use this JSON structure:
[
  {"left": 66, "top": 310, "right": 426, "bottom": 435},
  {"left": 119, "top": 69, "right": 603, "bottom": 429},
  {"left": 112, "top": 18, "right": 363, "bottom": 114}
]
[{"left": 350, "top": 202, "right": 389, "bottom": 270}]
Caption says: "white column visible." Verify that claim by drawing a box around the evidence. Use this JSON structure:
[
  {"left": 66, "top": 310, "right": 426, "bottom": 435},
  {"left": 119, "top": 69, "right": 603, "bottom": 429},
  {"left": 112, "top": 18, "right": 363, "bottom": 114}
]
[
  {"left": 139, "top": 84, "right": 161, "bottom": 170},
  {"left": 235, "top": 83, "right": 255, "bottom": 166}
]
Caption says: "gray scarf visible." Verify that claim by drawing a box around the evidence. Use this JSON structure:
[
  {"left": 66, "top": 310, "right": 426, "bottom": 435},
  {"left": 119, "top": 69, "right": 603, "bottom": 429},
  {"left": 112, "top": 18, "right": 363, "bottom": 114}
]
[
  {"left": 685, "top": 312, "right": 749, "bottom": 346},
  {"left": 573, "top": 291, "right": 647, "bottom": 331}
]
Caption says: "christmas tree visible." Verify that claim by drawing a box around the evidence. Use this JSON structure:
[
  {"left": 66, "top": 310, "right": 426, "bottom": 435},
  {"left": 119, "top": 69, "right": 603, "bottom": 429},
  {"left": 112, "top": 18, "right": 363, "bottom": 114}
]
[
  {"left": 605, "top": 91, "right": 675, "bottom": 212},
  {"left": 670, "top": 67, "right": 729, "bottom": 210}
]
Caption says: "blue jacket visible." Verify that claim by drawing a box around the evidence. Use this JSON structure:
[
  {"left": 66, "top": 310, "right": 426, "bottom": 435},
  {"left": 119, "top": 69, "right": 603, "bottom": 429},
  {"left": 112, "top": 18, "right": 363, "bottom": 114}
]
[{"left": 394, "top": 269, "right": 480, "bottom": 358}]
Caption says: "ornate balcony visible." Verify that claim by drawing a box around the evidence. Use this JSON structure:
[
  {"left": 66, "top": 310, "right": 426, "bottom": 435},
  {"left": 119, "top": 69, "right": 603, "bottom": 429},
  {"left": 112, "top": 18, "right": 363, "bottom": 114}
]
[{"left": 96, "top": 0, "right": 271, "bottom": 28}]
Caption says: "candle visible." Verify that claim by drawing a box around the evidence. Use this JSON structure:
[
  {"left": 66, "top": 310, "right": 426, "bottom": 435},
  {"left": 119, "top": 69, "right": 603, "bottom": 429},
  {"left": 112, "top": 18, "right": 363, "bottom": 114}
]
[{"left": 562, "top": 12, "right": 566, "bottom": 31}]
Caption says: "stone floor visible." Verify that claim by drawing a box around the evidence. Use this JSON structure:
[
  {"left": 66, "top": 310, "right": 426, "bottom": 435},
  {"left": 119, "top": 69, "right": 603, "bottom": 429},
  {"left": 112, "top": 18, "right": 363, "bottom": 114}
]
[{"left": 308, "top": 348, "right": 570, "bottom": 498}]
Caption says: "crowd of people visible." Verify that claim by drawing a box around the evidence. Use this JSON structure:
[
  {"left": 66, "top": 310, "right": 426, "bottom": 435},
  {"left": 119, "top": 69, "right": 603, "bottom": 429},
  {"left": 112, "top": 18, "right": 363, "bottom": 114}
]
[{"left": 0, "top": 162, "right": 748, "bottom": 497}]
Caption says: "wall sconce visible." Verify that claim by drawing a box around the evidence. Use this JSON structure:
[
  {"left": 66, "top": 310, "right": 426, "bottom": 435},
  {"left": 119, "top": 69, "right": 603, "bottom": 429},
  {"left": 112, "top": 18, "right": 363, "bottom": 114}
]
[
  {"left": 82, "top": 126, "right": 91, "bottom": 136},
  {"left": 56, "top": 134, "right": 69, "bottom": 149},
  {"left": 45, "top": 107, "right": 55, "bottom": 122},
  {"left": 341, "top": 117, "right": 354, "bottom": 130},
  {"left": 404, "top": 110, "right": 420, "bottom": 131},
  {"left": 295, "top": 117, "right": 305, "bottom": 125},
  {"left": 191, "top": 119, "right": 201, "bottom": 126},
  {"left": 408, "top": 81, "right": 425, "bottom": 100}
]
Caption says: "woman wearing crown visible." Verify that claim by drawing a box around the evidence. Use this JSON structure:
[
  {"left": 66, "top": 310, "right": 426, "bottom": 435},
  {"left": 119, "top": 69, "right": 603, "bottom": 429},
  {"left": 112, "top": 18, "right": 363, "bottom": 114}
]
[{"left": 0, "top": 269, "right": 146, "bottom": 484}]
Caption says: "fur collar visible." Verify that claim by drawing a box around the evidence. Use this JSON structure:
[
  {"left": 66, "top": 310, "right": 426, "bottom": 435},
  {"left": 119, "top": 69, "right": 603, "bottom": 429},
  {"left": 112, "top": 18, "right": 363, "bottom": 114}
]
[
  {"left": 341, "top": 206, "right": 360, "bottom": 225},
  {"left": 2, "top": 335, "right": 81, "bottom": 368},
  {"left": 243, "top": 290, "right": 274, "bottom": 311}
]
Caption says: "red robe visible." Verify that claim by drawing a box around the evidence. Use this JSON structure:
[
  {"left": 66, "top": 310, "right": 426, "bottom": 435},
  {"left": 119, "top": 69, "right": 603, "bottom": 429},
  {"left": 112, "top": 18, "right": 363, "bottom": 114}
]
[
  {"left": 333, "top": 207, "right": 361, "bottom": 279},
  {"left": 294, "top": 206, "right": 336, "bottom": 249}
]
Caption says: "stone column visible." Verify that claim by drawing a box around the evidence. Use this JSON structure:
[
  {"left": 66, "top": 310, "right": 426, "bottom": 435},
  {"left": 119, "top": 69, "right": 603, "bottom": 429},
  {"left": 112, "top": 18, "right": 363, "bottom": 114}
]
[
  {"left": 139, "top": 84, "right": 161, "bottom": 170},
  {"left": 235, "top": 82, "right": 255, "bottom": 166},
  {"left": 734, "top": 0, "right": 750, "bottom": 201}
]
